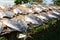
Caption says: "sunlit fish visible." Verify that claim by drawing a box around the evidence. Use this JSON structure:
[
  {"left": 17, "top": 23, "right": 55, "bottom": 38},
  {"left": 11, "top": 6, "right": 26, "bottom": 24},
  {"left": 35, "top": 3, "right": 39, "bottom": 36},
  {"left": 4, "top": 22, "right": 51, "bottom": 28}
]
[
  {"left": 0, "top": 11, "right": 15, "bottom": 18},
  {"left": 56, "top": 10, "right": 60, "bottom": 13},
  {"left": 52, "top": 10, "right": 60, "bottom": 15},
  {"left": 48, "top": 6, "right": 57, "bottom": 10},
  {"left": 32, "top": 5, "right": 42, "bottom": 13},
  {"left": 47, "top": 12, "right": 60, "bottom": 19},
  {"left": 52, "top": 6, "right": 58, "bottom": 10},
  {"left": 25, "top": 15, "right": 43, "bottom": 25},
  {"left": 13, "top": 8, "right": 27, "bottom": 15},
  {"left": 0, "top": 4, "right": 12, "bottom": 10},
  {"left": 36, "top": 13, "right": 51, "bottom": 22},
  {"left": 33, "top": 7, "right": 42, "bottom": 13},
  {"left": 3, "top": 18, "right": 28, "bottom": 32},
  {"left": 20, "top": 3, "right": 32, "bottom": 8},
  {"left": 19, "top": 6, "right": 34, "bottom": 14},
  {"left": 37, "top": 4, "right": 48, "bottom": 10}
]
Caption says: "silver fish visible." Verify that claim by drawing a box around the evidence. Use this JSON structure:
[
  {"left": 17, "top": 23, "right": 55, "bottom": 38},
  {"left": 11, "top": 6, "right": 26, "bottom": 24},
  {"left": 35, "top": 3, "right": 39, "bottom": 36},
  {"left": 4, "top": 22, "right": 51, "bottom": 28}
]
[
  {"left": 13, "top": 8, "right": 27, "bottom": 15},
  {"left": 0, "top": 4, "right": 12, "bottom": 10},
  {"left": 25, "top": 15, "right": 43, "bottom": 25},
  {"left": 3, "top": 18, "right": 28, "bottom": 32},
  {"left": 36, "top": 13, "right": 51, "bottom": 23},
  {"left": 0, "top": 11, "right": 14, "bottom": 18},
  {"left": 48, "top": 12, "right": 60, "bottom": 19}
]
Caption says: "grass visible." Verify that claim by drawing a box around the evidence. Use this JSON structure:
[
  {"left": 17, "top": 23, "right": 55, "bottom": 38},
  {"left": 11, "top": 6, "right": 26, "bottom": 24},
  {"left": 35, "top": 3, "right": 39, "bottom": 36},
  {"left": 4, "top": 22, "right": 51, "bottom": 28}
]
[
  {"left": 0, "top": 19, "right": 60, "bottom": 40},
  {"left": 0, "top": 37, "right": 7, "bottom": 40},
  {"left": 26, "top": 19, "right": 60, "bottom": 40}
]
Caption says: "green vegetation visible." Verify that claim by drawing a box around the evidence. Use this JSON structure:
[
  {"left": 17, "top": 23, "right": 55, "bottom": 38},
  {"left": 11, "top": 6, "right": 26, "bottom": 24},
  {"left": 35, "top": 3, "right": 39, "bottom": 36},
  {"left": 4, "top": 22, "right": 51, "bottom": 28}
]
[
  {"left": 28, "top": 19, "right": 57, "bottom": 34},
  {"left": 14, "top": 0, "right": 33, "bottom": 4},
  {"left": 14, "top": 0, "right": 42, "bottom": 4},
  {"left": 14, "top": 0, "right": 60, "bottom": 5},
  {"left": 0, "top": 37, "right": 7, "bottom": 40},
  {"left": 27, "top": 19, "right": 60, "bottom": 40},
  {"left": 54, "top": 0, "right": 60, "bottom": 6}
]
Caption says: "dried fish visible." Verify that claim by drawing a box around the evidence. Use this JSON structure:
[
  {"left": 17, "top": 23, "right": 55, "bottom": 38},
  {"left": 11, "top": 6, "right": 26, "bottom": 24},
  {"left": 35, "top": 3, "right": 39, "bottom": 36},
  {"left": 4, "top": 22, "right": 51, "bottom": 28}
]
[
  {"left": 33, "top": 7, "right": 42, "bottom": 13},
  {"left": 3, "top": 18, "right": 28, "bottom": 32},
  {"left": 13, "top": 8, "right": 27, "bottom": 15},
  {"left": 0, "top": 4, "right": 12, "bottom": 10},
  {"left": 0, "top": 11, "right": 14, "bottom": 18},
  {"left": 25, "top": 15, "right": 43, "bottom": 25},
  {"left": 36, "top": 13, "right": 51, "bottom": 22},
  {"left": 21, "top": 3, "right": 32, "bottom": 8},
  {"left": 48, "top": 12, "right": 60, "bottom": 19},
  {"left": 52, "top": 10, "right": 60, "bottom": 15}
]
